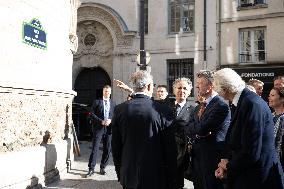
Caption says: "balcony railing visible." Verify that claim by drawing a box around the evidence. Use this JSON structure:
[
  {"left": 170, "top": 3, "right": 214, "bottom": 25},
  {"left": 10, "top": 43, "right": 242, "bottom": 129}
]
[{"left": 239, "top": 52, "right": 266, "bottom": 63}]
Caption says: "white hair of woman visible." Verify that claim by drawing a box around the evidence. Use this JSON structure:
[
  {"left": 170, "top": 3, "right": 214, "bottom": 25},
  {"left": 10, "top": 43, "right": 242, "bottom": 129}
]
[
  {"left": 130, "top": 70, "right": 153, "bottom": 92},
  {"left": 213, "top": 68, "right": 245, "bottom": 94}
]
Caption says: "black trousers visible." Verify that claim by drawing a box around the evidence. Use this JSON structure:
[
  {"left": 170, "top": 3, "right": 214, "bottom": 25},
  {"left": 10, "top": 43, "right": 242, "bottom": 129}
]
[
  {"left": 192, "top": 141, "right": 224, "bottom": 189},
  {"left": 88, "top": 127, "right": 112, "bottom": 170}
]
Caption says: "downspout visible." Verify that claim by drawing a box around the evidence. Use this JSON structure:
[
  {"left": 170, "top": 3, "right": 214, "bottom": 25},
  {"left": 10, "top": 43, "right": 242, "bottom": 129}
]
[
  {"left": 139, "top": 0, "right": 146, "bottom": 70},
  {"left": 204, "top": 0, "right": 207, "bottom": 69},
  {"left": 217, "top": 0, "right": 222, "bottom": 69}
]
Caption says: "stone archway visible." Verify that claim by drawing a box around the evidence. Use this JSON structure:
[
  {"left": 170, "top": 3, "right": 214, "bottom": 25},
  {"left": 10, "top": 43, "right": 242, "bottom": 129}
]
[
  {"left": 72, "top": 3, "right": 136, "bottom": 103},
  {"left": 73, "top": 19, "right": 114, "bottom": 83},
  {"left": 73, "top": 3, "right": 136, "bottom": 83}
]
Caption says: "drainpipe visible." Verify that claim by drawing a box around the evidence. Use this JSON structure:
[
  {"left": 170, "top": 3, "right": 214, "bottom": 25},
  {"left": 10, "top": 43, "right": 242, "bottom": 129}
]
[
  {"left": 139, "top": 0, "right": 146, "bottom": 70},
  {"left": 204, "top": 0, "right": 207, "bottom": 69},
  {"left": 217, "top": 0, "right": 222, "bottom": 69}
]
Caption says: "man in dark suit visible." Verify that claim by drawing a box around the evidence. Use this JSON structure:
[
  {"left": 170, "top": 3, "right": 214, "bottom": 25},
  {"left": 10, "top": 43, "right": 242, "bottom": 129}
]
[
  {"left": 214, "top": 68, "right": 284, "bottom": 189},
  {"left": 156, "top": 84, "right": 169, "bottom": 101},
  {"left": 112, "top": 70, "right": 177, "bottom": 189},
  {"left": 169, "top": 78, "right": 195, "bottom": 189},
  {"left": 188, "top": 70, "right": 231, "bottom": 189},
  {"left": 86, "top": 85, "right": 116, "bottom": 177}
]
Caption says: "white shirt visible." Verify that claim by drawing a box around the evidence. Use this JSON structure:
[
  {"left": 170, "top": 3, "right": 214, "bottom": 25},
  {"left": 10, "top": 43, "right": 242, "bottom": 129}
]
[
  {"left": 232, "top": 86, "right": 246, "bottom": 107},
  {"left": 175, "top": 100, "right": 187, "bottom": 109},
  {"left": 103, "top": 97, "right": 110, "bottom": 119},
  {"left": 205, "top": 91, "right": 218, "bottom": 107},
  {"left": 134, "top": 92, "right": 148, "bottom": 96}
]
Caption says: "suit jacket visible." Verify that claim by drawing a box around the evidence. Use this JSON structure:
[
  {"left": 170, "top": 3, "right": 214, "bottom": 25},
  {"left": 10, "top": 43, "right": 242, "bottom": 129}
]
[
  {"left": 187, "top": 95, "right": 231, "bottom": 149},
  {"left": 91, "top": 99, "right": 116, "bottom": 134},
  {"left": 225, "top": 88, "right": 284, "bottom": 189},
  {"left": 186, "top": 95, "right": 230, "bottom": 188},
  {"left": 111, "top": 94, "right": 177, "bottom": 189},
  {"left": 171, "top": 101, "right": 194, "bottom": 167}
]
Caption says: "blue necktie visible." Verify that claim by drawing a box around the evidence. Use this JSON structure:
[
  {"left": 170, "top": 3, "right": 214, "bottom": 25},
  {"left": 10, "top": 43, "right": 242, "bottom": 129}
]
[{"left": 104, "top": 100, "right": 110, "bottom": 120}]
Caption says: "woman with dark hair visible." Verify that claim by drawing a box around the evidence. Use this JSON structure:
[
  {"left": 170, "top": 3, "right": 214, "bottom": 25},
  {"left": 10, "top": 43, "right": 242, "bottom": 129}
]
[{"left": 268, "top": 87, "right": 284, "bottom": 167}]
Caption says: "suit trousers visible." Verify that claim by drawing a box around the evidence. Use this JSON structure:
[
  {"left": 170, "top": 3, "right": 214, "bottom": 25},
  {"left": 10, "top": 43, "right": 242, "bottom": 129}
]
[
  {"left": 192, "top": 139, "right": 224, "bottom": 189},
  {"left": 88, "top": 127, "right": 112, "bottom": 170}
]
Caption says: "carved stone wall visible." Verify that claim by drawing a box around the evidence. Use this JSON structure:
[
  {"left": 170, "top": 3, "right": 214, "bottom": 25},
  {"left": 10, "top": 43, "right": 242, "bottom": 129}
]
[
  {"left": 0, "top": 87, "right": 74, "bottom": 153},
  {"left": 77, "top": 6, "right": 134, "bottom": 48},
  {"left": 75, "top": 21, "right": 113, "bottom": 59},
  {"left": 73, "top": 20, "right": 114, "bottom": 81},
  {"left": 73, "top": 4, "right": 136, "bottom": 85}
]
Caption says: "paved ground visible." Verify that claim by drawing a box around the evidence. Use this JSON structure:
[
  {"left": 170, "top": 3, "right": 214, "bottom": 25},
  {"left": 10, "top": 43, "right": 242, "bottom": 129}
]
[{"left": 45, "top": 141, "right": 194, "bottom": 189}]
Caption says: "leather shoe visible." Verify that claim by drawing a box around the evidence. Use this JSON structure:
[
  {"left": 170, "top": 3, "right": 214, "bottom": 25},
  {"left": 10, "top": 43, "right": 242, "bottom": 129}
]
[
  {"left": 85, "top": 169, "right": 95, "bottom": 177},
  {"left": 99, "top": 168, "right": 106, "bottom": 175}
]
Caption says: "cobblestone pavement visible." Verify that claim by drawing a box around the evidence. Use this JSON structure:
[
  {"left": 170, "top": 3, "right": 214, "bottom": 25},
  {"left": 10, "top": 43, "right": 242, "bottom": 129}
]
[{"left": 45, "top": 141, "right": 194, "bottom": 189}]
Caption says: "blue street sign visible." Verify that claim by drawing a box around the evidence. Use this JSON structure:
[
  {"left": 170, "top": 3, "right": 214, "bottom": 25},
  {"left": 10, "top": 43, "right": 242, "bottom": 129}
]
[{"left": 22, "top": 18, "right": 47, "bottom": 50}]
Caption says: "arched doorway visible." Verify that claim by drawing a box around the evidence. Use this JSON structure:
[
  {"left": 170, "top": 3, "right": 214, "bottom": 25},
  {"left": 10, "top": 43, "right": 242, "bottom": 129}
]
[
  {"left": 73, "top": 67, "right": 111, "bottom": 140},
  {"left": 74, "top": 67, "right": 111, "bottom": 105}
]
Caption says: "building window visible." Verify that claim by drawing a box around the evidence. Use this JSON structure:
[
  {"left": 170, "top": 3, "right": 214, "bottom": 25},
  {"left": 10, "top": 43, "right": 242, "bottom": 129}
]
[
  {"left": 239, "top": 28, "right": 266, "bottom": 63},
  {"left": 169, "top": 0, "right": 194, "bottom": 34},
  {"left": 167, "top": 58, "right": 194, "bottom": 95},
  {"left": 144, "top": 0, "right": 148, "bottom": 34},
  {"left": 239, "top": 0, "right": 266, "bottom": 7}
]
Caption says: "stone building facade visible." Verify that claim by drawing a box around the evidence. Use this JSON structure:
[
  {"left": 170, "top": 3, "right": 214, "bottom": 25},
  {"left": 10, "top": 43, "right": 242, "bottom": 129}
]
[
  {"left": 1, "top": 0, "right": 283, "bottom": 188},
  {"left": 219, "top": 0, "right": 284, "bottom": 98},
  {"left": 73, "top": 0, "right": 218, "bottom": 105},
  {"left": 0, "top": 0, "right": 80, "bottom": 188}
]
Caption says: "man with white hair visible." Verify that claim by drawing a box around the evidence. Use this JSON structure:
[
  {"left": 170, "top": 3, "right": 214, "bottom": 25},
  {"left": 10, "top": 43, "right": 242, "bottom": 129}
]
[
  {"left": 213, "top": 68, "right": 284, "bottom": 189},
  {"left": 111, "top": 70, "right": 177, "bottom": 189}
]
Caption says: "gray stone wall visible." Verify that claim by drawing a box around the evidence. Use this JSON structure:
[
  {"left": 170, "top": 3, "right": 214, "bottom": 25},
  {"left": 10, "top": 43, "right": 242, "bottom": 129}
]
[{"left": 0, "top": 87, "right": 75, "bottom": 153}]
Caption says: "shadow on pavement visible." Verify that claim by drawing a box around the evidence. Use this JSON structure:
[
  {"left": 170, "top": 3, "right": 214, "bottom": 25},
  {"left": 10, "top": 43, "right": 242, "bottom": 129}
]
[
  {"left": 44, "top": 179, "right": 122, "bottom": 189},
  {"left": 44, "top": 141, "right": 193, "bottom": 189}
]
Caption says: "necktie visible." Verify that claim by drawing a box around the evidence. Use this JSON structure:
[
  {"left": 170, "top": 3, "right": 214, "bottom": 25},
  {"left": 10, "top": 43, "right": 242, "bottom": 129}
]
[
  {"left": 104, "top": 100, "right": 110, "bottom": 120},
  {"left": 176, "top": 104, "right": 181, "bottom": 116},
  {"left": 198, "top": 102, "right": 206, "bottom": 120}
]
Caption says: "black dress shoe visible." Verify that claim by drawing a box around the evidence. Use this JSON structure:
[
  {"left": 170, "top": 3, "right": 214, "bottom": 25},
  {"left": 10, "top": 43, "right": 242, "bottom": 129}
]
[
  {"left": 86, "top": 169, "right": 95, "bottom": 177},
  {"left": 99, "top": 168, "right": 106, "bottom": 175}
]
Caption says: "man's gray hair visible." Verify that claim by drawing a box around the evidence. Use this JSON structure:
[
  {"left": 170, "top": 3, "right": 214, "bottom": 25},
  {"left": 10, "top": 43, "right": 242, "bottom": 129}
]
[
  {"left": 274, "top": 75, "right": 284, "bottom": 81},
  {"left": 213, "top": 68, "right": 245, "bottom": 94},
  {"left": 246, "top": 85, "right": 256, "bottom": 93},
  {"left": 173, "top": 78, "right": 193, "bottom": 91},
  {"left": 248, "top": 78, "right": 264, "bottom": 86},
  {"left": 130, "top": 70, "right": 153, "bottom": 92},
  {"left": 196, "top": 70, "right": 215, "bottom": 84}
]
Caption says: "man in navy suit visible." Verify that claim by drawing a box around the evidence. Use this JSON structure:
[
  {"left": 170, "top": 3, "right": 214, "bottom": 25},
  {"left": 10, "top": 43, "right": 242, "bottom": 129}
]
[
  {"left": 86, "top": 85, "right": 116, "bottom": 177},
  {"left": 112, "top": 70, "right": 177, "bottom": 189},
  {"left": 188, "top": 70, "right": 231, "bottom": 189},
  {"left": 214, "top": 68, "right": 284, "bottom": 189}
]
